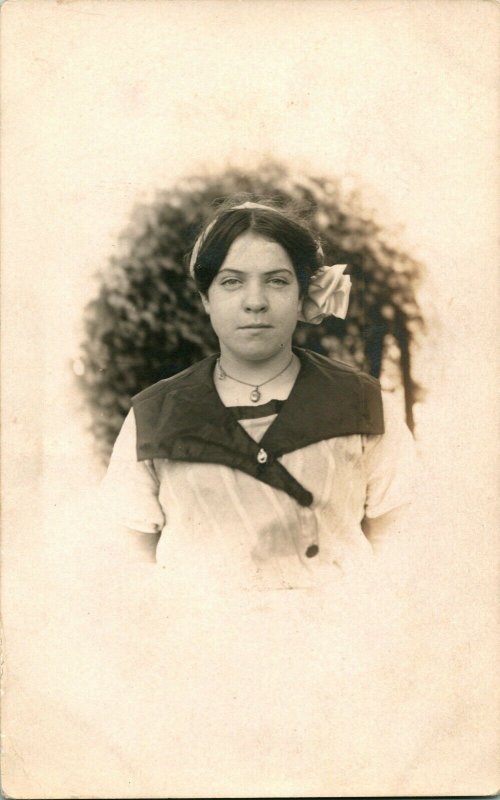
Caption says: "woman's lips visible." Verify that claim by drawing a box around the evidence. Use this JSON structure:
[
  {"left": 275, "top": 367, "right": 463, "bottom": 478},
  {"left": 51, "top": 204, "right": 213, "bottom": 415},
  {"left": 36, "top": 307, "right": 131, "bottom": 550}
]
[{"left": 238, "top": 324, "right": 273, "bottom": 329}]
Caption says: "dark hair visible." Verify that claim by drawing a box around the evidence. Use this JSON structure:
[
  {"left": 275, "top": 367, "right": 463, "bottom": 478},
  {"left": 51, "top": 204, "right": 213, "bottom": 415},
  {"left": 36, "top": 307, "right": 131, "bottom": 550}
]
[{"left": 190, "top": 200, "right": 323, "bottom": 296}]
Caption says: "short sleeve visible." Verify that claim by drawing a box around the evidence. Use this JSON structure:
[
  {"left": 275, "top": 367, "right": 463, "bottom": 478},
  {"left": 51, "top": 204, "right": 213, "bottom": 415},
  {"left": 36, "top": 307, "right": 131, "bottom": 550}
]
[
  {"left": 362, "top": 392, "right": 417, "bottom": 519},
  {"left": 101, "top": 410, "right": 166, "bottom": 534}
]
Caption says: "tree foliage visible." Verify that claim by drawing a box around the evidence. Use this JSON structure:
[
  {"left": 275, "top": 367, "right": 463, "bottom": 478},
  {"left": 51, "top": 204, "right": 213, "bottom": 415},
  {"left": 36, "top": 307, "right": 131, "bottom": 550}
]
[{"left": 76, "top": 162, "right": 425, "bottom": 461}]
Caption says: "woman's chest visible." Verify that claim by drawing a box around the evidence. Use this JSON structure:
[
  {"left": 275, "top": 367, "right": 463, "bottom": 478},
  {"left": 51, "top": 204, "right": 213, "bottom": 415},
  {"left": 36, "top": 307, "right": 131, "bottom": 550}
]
[
  {"left": 155, "top": 434, "right": 364, "bottom": 513},
  {"left": 152, "top": 435, "right": 367, "bottom": 584}
]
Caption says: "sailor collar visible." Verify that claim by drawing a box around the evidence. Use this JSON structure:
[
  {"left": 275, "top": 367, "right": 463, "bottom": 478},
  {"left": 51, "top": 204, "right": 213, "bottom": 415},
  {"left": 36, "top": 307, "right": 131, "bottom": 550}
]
[{"left": 132, "top": 348, "right": 384, "bottom": 507}]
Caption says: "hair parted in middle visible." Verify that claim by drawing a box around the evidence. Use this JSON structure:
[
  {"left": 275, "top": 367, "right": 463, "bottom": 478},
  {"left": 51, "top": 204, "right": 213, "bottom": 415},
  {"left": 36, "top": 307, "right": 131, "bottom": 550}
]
[{"left": 188, "top": 197, "right": 324, "bottom": 297}]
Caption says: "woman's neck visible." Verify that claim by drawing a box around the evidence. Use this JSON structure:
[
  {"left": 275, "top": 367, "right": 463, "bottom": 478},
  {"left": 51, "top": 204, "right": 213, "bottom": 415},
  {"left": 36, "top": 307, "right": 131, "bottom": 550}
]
[
  {"left": 218, "top": 346, "right": 294, "bottom": 385},
  {"left": 215, "top": 347, "right": 300, "bottom": 406}
]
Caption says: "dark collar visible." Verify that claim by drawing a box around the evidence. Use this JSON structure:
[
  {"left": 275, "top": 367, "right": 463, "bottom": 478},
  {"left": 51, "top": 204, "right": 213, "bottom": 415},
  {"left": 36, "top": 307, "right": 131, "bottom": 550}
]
[
  {"left": 132, "top": 348, "right": 383, "bottom": 507},
  {"left": 229, "top": 399, "right": 284, "bottom": 420}
]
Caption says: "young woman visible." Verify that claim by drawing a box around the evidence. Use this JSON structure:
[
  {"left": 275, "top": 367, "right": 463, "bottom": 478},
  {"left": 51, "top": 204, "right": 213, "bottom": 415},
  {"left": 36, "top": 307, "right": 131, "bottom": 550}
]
[
  {"left": 103, "top": 199, "right": 416, "bottom": 593},
  {"left": 98, "top": 199, "right": 419, "bottom": 793}
]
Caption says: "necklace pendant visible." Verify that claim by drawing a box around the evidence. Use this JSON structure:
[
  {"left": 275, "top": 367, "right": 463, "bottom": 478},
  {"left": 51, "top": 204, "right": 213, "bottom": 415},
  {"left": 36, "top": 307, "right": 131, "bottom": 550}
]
[{"left": 250, "top": 387, "right": 261, "bottom": 403}]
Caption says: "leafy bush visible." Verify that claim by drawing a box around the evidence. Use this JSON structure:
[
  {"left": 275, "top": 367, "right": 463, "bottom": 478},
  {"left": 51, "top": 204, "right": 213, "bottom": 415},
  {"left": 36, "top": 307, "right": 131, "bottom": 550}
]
[{"left": 75, "top": 162, "right": 425, "bottom": 461}]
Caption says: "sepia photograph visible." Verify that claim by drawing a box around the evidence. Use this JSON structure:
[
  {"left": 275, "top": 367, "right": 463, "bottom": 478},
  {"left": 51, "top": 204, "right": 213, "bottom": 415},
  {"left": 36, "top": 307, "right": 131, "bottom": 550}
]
[{"left": 1, "top": 0, "right": 499, "bottom": 797}]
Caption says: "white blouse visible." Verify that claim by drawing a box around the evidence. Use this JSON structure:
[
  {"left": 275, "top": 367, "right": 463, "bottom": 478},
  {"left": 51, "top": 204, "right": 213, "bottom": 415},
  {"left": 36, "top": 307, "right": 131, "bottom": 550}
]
[{"left": 102, "top": 391, "right": 416, "bottom": 593}]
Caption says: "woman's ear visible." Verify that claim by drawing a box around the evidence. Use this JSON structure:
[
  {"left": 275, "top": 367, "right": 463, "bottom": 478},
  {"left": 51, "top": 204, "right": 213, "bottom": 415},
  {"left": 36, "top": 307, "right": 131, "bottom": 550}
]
[{"left": 200, "top": 293, "right": 210, "bottom": 314}]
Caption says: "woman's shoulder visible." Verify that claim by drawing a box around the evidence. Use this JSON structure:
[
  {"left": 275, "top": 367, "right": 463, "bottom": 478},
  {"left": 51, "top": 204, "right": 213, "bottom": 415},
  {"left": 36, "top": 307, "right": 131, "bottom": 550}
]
[
  {"left": 298, "top": 348, "right": 382, "bottom": 397},
  {"left": 291, "top": 348, "right": 384, "bottom": 436},
  {"left": 132, "top": 355, "right": 217, "bottom": 406}
]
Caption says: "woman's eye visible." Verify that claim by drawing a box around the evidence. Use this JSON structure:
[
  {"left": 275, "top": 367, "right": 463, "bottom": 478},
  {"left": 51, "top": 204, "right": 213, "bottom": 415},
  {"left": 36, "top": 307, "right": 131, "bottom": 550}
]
[
  {"left": 219, "top": 276, "right": 289, "bottom": 288},
  {"left": 268, "top": 277, "right": 289, "bottom": 286},
  {"left": 220, "top": 278, "right": 241, "bottom": 287}
]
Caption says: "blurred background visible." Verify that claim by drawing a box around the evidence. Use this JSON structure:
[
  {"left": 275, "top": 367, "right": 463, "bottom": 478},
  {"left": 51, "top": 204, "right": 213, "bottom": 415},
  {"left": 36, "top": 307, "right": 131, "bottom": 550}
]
[{"left": 2, "top": 1, "right": 498, "bottom": 796}]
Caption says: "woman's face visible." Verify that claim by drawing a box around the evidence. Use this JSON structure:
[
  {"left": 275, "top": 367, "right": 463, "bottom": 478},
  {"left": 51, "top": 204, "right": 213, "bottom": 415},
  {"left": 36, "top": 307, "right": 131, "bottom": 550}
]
[{"left": 202, "top": 232, "right": 301, "bottom": 365}]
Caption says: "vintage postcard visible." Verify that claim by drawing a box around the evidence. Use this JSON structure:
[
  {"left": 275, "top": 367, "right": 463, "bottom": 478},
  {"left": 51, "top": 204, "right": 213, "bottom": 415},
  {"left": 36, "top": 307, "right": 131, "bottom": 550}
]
[{"left": 1, "top": 0, "right": 498, "bottom": 797}]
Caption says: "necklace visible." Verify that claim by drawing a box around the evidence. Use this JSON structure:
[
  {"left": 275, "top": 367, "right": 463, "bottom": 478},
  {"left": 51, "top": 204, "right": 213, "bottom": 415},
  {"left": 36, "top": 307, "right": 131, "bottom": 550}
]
[{"left": 217, "top": 354, "right": 295, "bottom": 403}]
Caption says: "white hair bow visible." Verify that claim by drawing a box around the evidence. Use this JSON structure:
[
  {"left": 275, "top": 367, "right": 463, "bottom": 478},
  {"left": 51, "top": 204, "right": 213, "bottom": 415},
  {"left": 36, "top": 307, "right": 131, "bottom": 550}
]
[{"left": 298, "top": 264, "right": 351, "bottom": 324}]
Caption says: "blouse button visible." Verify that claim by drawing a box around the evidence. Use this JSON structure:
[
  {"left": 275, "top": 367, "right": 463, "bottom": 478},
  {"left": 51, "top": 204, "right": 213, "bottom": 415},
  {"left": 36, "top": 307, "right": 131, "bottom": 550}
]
[
  {"left": 257, "top": 448, "right": 268, "bottom": 464},
  {"left": 305, "top": 544, "right": 319, "bottom": 558}
]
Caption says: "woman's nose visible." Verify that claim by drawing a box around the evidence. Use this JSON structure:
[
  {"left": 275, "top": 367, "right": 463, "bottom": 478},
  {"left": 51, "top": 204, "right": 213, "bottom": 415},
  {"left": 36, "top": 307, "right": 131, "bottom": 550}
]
[{"left": 243, "top": 283, "right": 269, "bottom": 312}]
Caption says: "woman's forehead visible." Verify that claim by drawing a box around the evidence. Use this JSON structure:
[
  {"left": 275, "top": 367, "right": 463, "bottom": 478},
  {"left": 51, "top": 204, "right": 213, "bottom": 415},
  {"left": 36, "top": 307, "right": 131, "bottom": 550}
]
[{"left": 222, "top": 232, "right": 294, "bottom": 271}]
